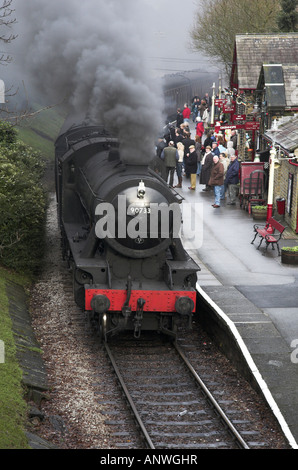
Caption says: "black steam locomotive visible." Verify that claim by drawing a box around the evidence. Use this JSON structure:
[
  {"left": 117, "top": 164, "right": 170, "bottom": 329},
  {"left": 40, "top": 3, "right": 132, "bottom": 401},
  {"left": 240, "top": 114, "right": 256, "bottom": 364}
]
[{"left": 55, "top": 115, "right": 199, "bottom": 341}]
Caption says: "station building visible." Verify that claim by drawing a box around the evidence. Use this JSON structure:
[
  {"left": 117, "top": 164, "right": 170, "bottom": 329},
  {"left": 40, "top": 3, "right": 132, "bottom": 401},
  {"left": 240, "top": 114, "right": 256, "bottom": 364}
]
[{"left": 229, "top": 33, "right": 298, "bottom": 233}]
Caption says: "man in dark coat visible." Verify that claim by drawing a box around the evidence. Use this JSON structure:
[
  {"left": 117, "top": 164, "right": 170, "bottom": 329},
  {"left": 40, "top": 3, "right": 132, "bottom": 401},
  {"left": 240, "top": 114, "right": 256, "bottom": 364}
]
[
  {"left": 200, "top": 145, "right": 213, "bottom": 191},
  {"left": 176, "top": 108, "right": 183, "bottom": 127},
  {"left": 182, "top": 131, "right": 195, "bottom": 177},
  {"left": 185, "top": 145, "right": 198, "bottom": 190},
  {"left": 160, "top": 141, "right": 179, "bottom": 187},
  {"left": 224, "top": 155, "right": 239, "bottom": 205},
  {"left": 230, "top": 130, "right": 238, "bottom": 150}
]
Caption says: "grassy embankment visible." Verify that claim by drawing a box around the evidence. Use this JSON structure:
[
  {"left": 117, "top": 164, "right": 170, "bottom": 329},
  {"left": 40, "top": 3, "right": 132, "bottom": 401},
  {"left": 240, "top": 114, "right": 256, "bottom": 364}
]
[
  {"left": 0, "top": 267, "right": 31, "bottom": 449},
  {"left": 0, "top": 104, "right": 65, "bottom": 449},
  {"left": 16, "top": 102, "right": 66, "bottom": 160}
]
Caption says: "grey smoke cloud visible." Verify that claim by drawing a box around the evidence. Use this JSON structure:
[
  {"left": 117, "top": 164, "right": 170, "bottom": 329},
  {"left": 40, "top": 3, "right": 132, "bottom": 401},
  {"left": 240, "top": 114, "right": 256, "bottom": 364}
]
[{"left": 13, "top": 0, "right": 164, "bottom": 164}]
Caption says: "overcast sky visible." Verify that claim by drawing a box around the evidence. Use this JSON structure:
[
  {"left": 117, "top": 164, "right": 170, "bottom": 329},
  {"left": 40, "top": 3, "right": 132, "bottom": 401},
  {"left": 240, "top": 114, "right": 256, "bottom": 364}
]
[
  {"left": 2, "top": 0, "right": 219, "bottom": 162},
  {"left": 139, "top": 0, "right": 217, "bottom": 76},
  {"left": 6, "top": 0, "right": 215, "bottom": 79}
]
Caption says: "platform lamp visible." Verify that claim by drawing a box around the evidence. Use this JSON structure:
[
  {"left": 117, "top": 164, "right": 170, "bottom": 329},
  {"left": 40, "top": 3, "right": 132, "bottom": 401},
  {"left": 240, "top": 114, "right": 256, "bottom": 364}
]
[
  {"left": 266, "top": 119, "right": 280, "bottom": 233},
  {"left": 210, "top": 82, "right": 216, "bottom": 126},
  {"left": 266, "top": 146, "right": 277, "bottom": 232}
]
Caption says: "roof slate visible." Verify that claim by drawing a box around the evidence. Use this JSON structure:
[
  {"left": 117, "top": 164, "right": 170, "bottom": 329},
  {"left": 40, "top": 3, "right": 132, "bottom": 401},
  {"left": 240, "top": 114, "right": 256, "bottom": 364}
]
[
  {"left": 235, "top": 33, "right": 298, "bottom": 90},
  {"left": 283, "top": 65, "right": 298, "bottom": 107},
  {"left": 264, "top": 115, "right": 298, "bottom": 151}
]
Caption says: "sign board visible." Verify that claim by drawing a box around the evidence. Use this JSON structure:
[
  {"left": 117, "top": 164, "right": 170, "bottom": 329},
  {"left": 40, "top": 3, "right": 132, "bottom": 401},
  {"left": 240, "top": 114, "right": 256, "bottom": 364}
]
[
  {"left": 232, "top": 114, "right": 246, "bottom": 121},
  {"left": 214, "top": 99, "right": 224, "bottom": 107},
  {"left": 215, "top": 124, "right": 245, "bottom": 132},
  {"left": 245, "top": 121, "right": 260, "bottom": 131},
  {"left": 223, "top": 102, "right": 236, "bottom": 113}
]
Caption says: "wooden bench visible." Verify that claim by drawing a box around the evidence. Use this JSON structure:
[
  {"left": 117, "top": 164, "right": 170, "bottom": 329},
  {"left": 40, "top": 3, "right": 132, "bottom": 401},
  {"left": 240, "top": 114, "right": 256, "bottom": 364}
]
[{"left": 251, "top": 217, "right": 286, "bottom": 256}]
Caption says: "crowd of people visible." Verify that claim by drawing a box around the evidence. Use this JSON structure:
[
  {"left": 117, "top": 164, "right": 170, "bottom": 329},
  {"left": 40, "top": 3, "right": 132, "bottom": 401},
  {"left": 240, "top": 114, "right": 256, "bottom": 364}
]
[{"left": 157, "top": 95, "right": 240, "bottom": 209}]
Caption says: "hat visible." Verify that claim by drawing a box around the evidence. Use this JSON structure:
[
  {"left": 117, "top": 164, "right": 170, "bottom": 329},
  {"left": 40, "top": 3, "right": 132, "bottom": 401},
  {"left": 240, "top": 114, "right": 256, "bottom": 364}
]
[
  {"left": 196, "top": 116, "right": 202, "bottom": 122},
  {"left": 189, "top": 145, "right": 195, "bottom": 150}
]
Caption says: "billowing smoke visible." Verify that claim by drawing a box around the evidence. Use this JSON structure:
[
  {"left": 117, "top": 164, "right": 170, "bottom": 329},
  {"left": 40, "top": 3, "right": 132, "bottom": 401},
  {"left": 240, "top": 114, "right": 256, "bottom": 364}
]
[{"left": 13, "top": 0, "right": 164, "bottom": 164}]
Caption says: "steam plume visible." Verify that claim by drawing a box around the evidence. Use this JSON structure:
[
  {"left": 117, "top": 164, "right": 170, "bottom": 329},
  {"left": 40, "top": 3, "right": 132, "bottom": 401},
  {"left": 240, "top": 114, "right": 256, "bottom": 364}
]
[{"left": 14, "top": 0, "right": 164, "bottom": 164}]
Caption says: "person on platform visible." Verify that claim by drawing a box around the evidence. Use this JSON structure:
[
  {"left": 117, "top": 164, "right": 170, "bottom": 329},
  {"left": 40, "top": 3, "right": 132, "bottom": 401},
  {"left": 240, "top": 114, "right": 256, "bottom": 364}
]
[
  {"left": 199, "top": 99, "right": 209, "bottom": 128},
  {"left": 182, "top": 131, "right": 195, "bottom": 177},
  {"left": 195, "top": 116, "right": 204, "bottom": 141},
  {"left": 224, "top": 154, "right": 239, "bottom": 205},
  {"left": 195, "top": 135, "right": 202, "bottom": 175},
  {"left": 182, "top": 103, "right": 191, "bottom": 123},
  {"left": 230, "top": 130, "right": 238, "bottom": 150},
  {"left": 208, "top": 155, "right": 224, "bottom": 208},
  {"left": 174, "top": 141, "right": 184, "bottom": 188},
  {"left": 219, "top": 152, "right": 229, "bottom": 200},
  {"left": 174, "top": 128, "right": 184, "bottom": 146},
  {"left": 211, "top": 141, "right": 220, "bottom": 157},
  {"left": 217, "top": 135, "right": 227, "bottom": 154},
  {"left": 204, "top": 92, "right": 212, "bottom": 108},
  {"left": 191, "top": 98, "right": 200, "bottom": 122},
  {"left": 176, "top": 108, "right": 183, "bottom": 127},
  {"left": 160, "top": 141, "right": 179, "bottom": 187},
  {"left": 185, "top": 145, "right": 198, "bottom": 190},
  {"left": 203, "top": 130, "right": 215, "bottom": 151},
  {"left": 156, "top": 137, "right": 167, "bottom": 158},
  {"left": 200, "top": 145, "right": 213, "bottom": 191}
]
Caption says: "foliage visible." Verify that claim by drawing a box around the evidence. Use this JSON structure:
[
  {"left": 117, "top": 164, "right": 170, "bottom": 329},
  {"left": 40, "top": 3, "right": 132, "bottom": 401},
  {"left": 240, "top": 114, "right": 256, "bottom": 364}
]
[
  {"left": 252, "top": 205, "right": 267, "bottom": 210},
  {"left": 281, "top": 245, "right": 298, "bottom": 251},
  {"left": 277, "top": 0, "right": 298, "bottom": 31},
  {"left": 0, "top": 121, "right": 17, "bottom": 143},
  {"left": 0, "top": 122, "right": 46, "bottom": 274},
  {"left": 190, "top": 0, "right": 280, "bottom": 76}
]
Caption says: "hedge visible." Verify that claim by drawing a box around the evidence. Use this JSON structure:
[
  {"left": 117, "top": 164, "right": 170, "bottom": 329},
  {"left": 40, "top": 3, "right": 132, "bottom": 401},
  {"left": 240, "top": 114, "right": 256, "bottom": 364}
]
[{"left": 0, "top": 122, "right": 46, "bottom": 274}]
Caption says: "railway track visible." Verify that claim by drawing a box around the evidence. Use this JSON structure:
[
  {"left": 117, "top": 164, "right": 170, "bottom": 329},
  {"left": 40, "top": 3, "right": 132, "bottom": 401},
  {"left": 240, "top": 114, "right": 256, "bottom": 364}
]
[
  {"left": 104, "top": 335, "right": 250, "bottom": 449},
  {"left": 30, "top": 194, "right": 291, "bottom": 449}
]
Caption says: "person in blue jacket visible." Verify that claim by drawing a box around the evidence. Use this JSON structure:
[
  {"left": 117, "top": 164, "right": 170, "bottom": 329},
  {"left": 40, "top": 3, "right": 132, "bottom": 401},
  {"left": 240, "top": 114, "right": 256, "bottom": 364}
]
[{"left": 224, "top": 154, "right": 239, "bottom": 205}]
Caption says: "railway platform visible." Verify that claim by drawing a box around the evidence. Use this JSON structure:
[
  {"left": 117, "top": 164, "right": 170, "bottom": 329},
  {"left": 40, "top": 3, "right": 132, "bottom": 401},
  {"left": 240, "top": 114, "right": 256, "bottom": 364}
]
[{"left": 173, "top": 150, "right": 298, "bottom": 448}]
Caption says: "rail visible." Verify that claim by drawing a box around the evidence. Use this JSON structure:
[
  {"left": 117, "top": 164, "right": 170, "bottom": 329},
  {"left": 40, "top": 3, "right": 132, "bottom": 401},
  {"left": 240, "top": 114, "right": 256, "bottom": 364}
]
[
  {"left": 174, "top": 342, "right": 250, "bottom": 449},
  {"left": 105, "top": 338, "right": 250, "bottom": 450},
  {"left": 104, "top": 342, "right": 155, "bottom": 449}
]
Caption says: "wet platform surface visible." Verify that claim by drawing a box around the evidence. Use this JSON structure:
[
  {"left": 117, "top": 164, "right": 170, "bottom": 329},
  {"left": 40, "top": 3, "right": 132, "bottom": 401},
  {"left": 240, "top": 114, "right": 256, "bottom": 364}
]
[{"left": 175, "top": 156, "right": 298, "bottom": 448}]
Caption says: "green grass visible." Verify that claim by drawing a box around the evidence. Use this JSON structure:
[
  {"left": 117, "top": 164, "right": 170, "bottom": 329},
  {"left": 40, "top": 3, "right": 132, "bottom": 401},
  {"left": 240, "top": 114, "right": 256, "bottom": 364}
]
[
  {"left": 16, "top": 103, "right": 66, "bottom": 160},
  {"left": 0, "top": 266, "right": 31, "bottom": 449}
]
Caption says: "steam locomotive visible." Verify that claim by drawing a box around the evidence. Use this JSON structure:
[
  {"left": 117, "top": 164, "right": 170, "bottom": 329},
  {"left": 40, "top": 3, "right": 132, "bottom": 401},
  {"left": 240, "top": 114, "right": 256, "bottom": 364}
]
[{"left": 55, "top": 115, "right": 200, "bottom": 341}]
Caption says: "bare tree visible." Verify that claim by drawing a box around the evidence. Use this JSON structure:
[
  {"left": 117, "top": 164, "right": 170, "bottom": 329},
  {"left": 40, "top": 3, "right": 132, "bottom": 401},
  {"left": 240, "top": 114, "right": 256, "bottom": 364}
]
[
  {"left": 0, "top": 2, "right": 60, "bottom": 125},
  {"left": 190, "top": 0, "right": 280, "bottom": 77},
  {"left": 0, "top": 0, "right": 17, "bottom": 65}
]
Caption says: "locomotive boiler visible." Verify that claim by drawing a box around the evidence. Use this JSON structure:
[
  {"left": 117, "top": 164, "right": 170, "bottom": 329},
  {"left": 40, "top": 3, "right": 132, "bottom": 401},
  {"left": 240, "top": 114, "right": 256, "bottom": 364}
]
[{"left": 55, "top": 115, "right": 199, "bottom": 340}]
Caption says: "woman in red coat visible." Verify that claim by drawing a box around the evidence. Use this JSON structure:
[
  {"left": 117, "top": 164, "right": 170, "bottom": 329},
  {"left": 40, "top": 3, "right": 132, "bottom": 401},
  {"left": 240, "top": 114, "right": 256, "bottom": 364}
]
[{"left": 195, "top": 116, "right": 204, "bottom": 142}]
